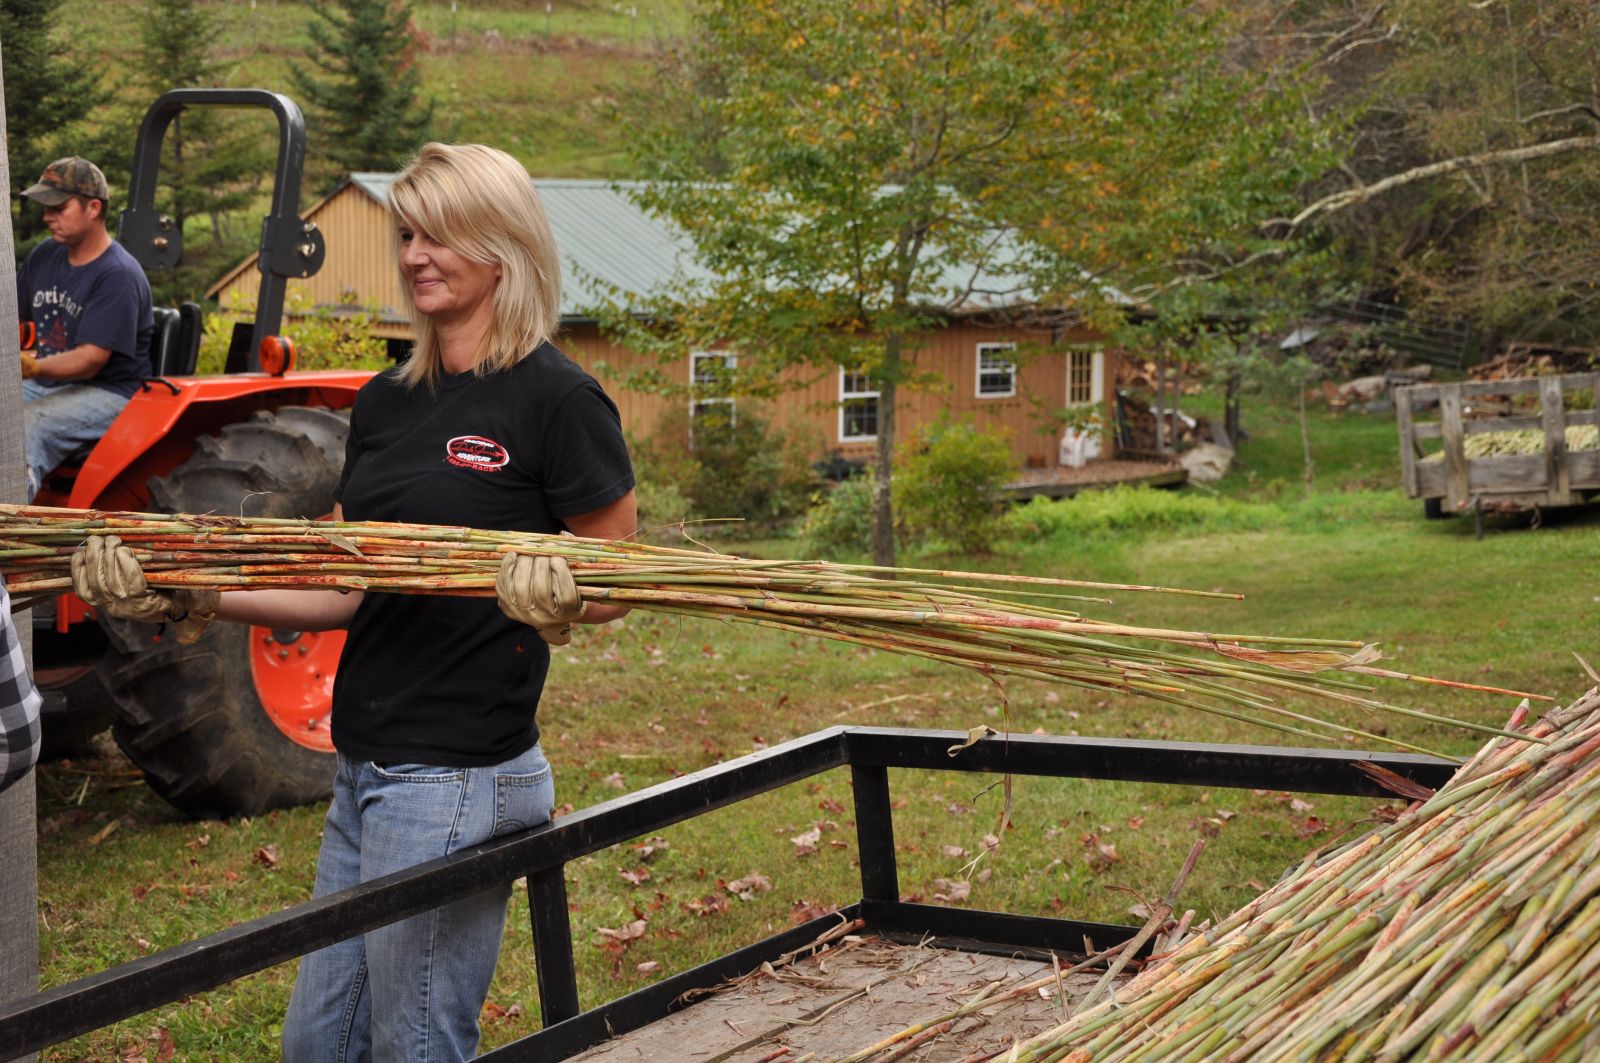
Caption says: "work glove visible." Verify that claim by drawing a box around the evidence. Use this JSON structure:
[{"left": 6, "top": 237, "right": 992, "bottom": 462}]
[
  {"left": 19, "top": 351, "right": 40, "bottom": 380},
  {"left": 495, "top": 539, "right": 585, "bottom": 646},
  {"left": 70, "top": 535, "right": 220, "bottom": 644}
]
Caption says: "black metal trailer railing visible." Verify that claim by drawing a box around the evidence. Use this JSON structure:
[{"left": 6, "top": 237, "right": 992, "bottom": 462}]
[{"left": 0, "top": 727, "right": 1457, "bottom": 1062}]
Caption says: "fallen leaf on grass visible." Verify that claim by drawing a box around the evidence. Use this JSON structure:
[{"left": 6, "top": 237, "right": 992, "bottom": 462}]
[
  {"left": 726, "top": 873, "right": 772, "bottom": 899},
  {"left": 637, "top": 960, "right": 661, "bottom": 975},
  {"left": 186, "top": 833, "right": 211, "bottom": 850},
  {"left": 684, "top": 894, "right": 730, "bottom": 917},
  {"left": 1126, "top": 816, "right": 1145, "bottom": 830},
  {"left": 619, "top": 868, "right": 651, "bottom": 886},
  {"left": 790, "top": 900, "right": 830, "bottom": 923},
  {"left": 596, "top": 919, "right": 648, "bottom": 945},
  {"left": 1082, "top": 835, "right": 1119, "bottom": 871},
  {"left": 481, "top": 1001, "right": 525, "bottom": 1024},
  {"left": 1290, "top": 798, "right": 1315, "bottom": 814},
  {"left": 932, "top": 878, "right": 971, "bottom": 903},
  {"left": 1294, "top": 816, "right": 1329, "bottom": 839},
  {"left": 817, "top": 797, "right": 846, "bottom": 814},
  {"left": 253, "top": 845, "right": 279, "bottom": 869},
  {"left": 601, "top": 772, "right": 626, "bottom": 790},
  {"left": 634, "top": 838, "right": 670, "bottom": 861},
  {"left": 941, "top": 845, "right": 969, "bottom": 859},
  {"left": 154, "top": 1027, "right": 174, "bottom": 1063},
  {"left": 791, "top": 828, "right": 821, "bottom": 856}
]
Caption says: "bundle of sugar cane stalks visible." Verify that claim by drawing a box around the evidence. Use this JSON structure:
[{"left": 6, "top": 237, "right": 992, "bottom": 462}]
[
  {"left": 0, "top": 504, "right": 1541, "bottom": 758},
  {"left": 823, "top": 687, "right": 1600, "bottom": 1062}
]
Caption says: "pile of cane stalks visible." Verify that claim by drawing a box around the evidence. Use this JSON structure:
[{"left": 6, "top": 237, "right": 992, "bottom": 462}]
[
  {"left": 0, "top": 504, "right": 1537, "bottom": 757},
  {"left": 1421, "top": 424, "right": 1600, "bottom": 461},
  {"left": 830, "top": 688, "right": 1600, "bottom": 1062}
]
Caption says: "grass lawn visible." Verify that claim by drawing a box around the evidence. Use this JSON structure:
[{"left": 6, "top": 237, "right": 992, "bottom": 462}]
[{"left": 30, "top": 402, "right": 1600, "bottom": 1060}]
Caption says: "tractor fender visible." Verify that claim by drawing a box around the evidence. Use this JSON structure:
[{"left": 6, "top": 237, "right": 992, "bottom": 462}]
[{"left": 68, "top": 370, "right": 374, "bottom": 512}]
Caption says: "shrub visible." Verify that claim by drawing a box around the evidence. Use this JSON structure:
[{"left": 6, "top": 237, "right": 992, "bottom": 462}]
[
  {"left": 1003, "top": 485, "right": 1276, "bottom": 540},
  {"left": 630, "top": 404, "right": 822, "bottom": 534},
  {"left": 894, "top": 418, "right": 1015, "bottom": 553},
  {"left": 799, "top": 474, "right": 875, "bottom": 556},
  {"left": 198, "top": 289, "right": 389, "bottom": 374}
]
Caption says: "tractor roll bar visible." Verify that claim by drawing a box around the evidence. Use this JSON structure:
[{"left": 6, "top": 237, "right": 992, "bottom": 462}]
[{"left": 118, "top": 88, "right": 327, "bottom": 371}]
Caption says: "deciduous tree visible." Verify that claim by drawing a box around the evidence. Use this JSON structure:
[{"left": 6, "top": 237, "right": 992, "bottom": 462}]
[
  {"left": 1284, "top": 0, "right": 1600, "bottom": 347},
  {"left": 608, "top": 0, "right": 1328, "bottom": 565}
]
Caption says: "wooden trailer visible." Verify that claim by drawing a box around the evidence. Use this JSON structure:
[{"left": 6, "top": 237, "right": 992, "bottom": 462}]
[{"left": 1395, "top": 373, "right": 1600, "bottom": 527}]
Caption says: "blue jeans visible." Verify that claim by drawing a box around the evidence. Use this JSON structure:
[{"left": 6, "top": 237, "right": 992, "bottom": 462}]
[
  {"left": 22, "top": 379, "right": 131, "bottom": 500},
  {"left": 282, "top": 745, "right": 556, "bottom": 1063}
]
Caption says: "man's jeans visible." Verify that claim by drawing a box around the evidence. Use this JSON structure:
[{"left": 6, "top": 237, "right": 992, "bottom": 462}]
[
  {"left": 22, "top": 379, "right": 131, "bottom": 500},
  {"left": 282, "top": 745, "right": 556, "bottom": 1063}
]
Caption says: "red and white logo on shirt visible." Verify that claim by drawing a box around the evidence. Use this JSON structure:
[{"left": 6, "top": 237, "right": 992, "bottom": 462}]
[{"left": 444, "top": 435, "right": 510, "bottom": 472}]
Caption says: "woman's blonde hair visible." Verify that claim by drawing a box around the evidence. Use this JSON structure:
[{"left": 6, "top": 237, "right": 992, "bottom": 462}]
[{"left": 388, "top": 142, "right": 562, "bottom": 387}]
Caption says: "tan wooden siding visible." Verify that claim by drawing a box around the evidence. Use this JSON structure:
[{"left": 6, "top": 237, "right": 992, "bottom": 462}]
[
  {"left": 559, "top": 322, "right": 1119, "bottom": 468},
  {"left": 210, "top": 187, "right": 412, "bottom": 339}
]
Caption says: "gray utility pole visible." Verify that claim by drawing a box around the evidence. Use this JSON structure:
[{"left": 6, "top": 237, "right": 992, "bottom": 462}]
[{"left": 0, "top": 41, "right": 42, "bottom": 1063}]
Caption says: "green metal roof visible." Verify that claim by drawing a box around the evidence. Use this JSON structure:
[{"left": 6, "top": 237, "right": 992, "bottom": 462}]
[{"left": 348, "top": 173, "right": 1118, "bottom": 319}]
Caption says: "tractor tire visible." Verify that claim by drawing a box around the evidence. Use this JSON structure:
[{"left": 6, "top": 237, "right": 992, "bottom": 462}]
[
  {"left": 99, "top": 406, "right": 352, "bottom": 819},
  {"left": 37, "top": 672, "right": 114, "bottom": 760}
]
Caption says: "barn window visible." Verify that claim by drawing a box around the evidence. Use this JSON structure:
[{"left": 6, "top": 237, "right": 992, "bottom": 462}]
[
  {"left": 976, "top": 343, "right": 1017, "bottom": 397},
  {"left": 1066, "top": 349, "right": 1104, "bottom": 405},
  {"left": 840, "top": 368, "right": 879, "bottom": 441},
  {"left": 690, "top": 350, "right": 736, "bottom": 429}
]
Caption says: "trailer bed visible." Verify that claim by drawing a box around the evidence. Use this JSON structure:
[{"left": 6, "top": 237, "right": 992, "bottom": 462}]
[{"left": 571, "top": 933, "right": 1114, "bottom": 1063}]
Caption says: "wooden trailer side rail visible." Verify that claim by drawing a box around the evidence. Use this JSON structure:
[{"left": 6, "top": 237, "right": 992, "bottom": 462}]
[{"left": 1395, "top": 373, "right": 1600, "bottom": 512}]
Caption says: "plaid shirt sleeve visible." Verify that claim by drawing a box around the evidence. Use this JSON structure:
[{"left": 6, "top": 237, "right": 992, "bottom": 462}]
[{"left": 0, "top": 584, "right": 43, "bottom": 793}]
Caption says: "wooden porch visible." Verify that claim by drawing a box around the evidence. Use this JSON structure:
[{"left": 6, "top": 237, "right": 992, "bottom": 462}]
[{"left": 1002, "top": 457, "right": 1186, "bottom": 501}]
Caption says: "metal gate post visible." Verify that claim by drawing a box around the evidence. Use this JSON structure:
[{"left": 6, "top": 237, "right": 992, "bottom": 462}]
[
  {"left": 528, "top": 867, "right": 581, "bottom": 1027},
  {"left": 851, "top": 764, "right": 899, "bottom": 903}
]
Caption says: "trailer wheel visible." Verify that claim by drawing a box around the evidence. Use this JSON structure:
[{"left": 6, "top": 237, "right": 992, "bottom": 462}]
[{"left": 98, "top": 406, "right": 350, "bottom": 819}]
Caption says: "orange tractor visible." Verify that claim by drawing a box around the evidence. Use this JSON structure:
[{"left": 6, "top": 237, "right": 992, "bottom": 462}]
[{"left": 31, "top": 89, "right": 377, "bottom": 818}]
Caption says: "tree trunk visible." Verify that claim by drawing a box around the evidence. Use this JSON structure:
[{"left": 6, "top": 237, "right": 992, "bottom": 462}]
[
  {"left": 1171, "top": 356, "right": 1183, "bottom": 438},
  {"left": 0, "top": 43, "right": 41, "bottom": 1059},
  {"left": 1154, "top": 352, "right": 1168, "bottom": 453},
  {"left": 1224, "top": 366, "right": 1242, "bottom": 448},
  {"left": 1300, "top": 368, "right": 1315, "bottom": 494},
  {"left": 870, "top": 334, "right": 902, "bottom": 569}
]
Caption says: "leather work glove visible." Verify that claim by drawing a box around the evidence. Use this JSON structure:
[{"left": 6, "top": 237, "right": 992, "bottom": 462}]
[
  {"left": 496, "top": 542, "right": 586, "bottom": 646},
  {"left": 19, "top": 351, "right": 40, "bottom": 380},
  {"left": 71, "top": 534, "right": 220, "bottom": 644}
]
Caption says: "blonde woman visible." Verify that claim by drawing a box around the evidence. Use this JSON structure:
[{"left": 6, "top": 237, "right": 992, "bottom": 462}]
[{"left": 72, "top": 143, "right": 637, "bottom": 1061}]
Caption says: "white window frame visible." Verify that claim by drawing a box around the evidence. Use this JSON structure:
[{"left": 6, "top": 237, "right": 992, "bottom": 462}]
[
  {"left": 689, "top": 350, "right": 737, "bottom": 427},
  {"left": 976, "top": 342, "right": 1018, "bottom": 398},
  {"left": 1065, "top": 348, "right": 1105, "bottom": 407},
  {"left": 839, "top": 368, "right": 880, "bottom": 442}
]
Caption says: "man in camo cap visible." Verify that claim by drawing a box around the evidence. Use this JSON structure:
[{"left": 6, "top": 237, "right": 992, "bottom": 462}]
[{"left": 15, "top": 156, "right": 154, "bottom": 500}]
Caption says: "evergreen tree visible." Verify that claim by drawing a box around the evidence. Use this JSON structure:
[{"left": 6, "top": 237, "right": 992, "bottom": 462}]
[
  {"left": 1, "top": 0, "right": 105, "bottom": 258},
  {"left": 290, "top": 0, "right": 434, "bottom": 182},
  {"left": 123, "top": 0, "right": 270, "bottom": 304}
]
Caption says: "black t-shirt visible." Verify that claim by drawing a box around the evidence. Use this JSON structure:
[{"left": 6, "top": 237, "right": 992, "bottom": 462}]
[{"left": 331, "top": 343, "right": 634, "bottom": 765}]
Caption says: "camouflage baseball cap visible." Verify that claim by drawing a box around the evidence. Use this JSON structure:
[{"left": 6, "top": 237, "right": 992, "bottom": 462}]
[{"left": 21, "top": 157, "right": 110, "bottom": 206}]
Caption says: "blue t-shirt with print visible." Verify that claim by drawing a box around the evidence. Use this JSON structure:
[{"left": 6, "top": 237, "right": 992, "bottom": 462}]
[{"left": 18, "top": 238, "right": 154, "bottom": 399}]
